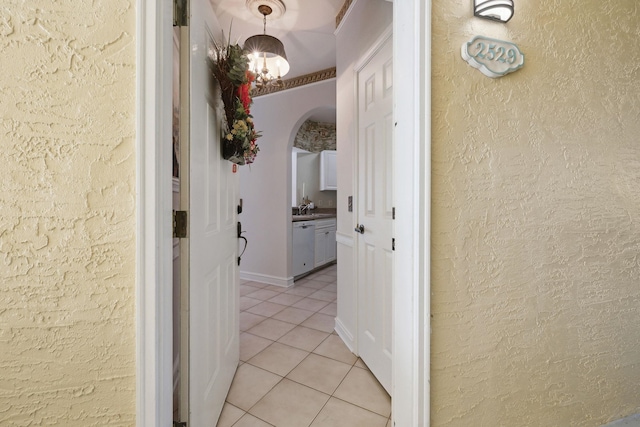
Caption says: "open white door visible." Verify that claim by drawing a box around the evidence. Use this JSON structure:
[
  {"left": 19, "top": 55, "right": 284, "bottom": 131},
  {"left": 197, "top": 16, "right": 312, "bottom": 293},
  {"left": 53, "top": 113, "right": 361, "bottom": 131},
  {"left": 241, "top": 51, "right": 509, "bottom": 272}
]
[
  {"left": 178, "top": 0, "right": 240, "bottom": 424},
  {"left": 355, "top": 32, "right": 393, "bottom": 394}
]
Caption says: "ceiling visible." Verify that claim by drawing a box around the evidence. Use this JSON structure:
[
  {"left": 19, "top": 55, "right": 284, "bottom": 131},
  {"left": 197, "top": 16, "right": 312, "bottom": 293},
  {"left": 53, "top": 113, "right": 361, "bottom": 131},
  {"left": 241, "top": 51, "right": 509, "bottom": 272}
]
[{"left": 209, "top": 0, "right": 345, "bottom": 80}]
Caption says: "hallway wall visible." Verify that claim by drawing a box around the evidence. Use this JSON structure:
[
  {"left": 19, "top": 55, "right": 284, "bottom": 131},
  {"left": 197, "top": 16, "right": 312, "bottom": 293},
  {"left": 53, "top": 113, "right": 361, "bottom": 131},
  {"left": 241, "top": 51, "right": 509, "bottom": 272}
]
[
  {"left": 239, "top": 79, "right": 336, "bottom": 285},
  {"left": 431, "top": 1, "right": 640, "bottom": 425},
  {"left": 334, "top": 0, "right": 393, "bottom": 354},
  {"left": 0, "top": 1, "right": 137, "bottom": 425}
]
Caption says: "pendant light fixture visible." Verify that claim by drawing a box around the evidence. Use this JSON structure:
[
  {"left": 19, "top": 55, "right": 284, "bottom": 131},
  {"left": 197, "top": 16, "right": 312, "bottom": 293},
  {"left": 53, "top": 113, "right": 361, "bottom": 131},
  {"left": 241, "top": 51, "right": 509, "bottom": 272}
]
[
  {"left": 474, "top": 0, "right": 514, "bottom": 23},
  {"left": 244, "top": 3, "right": 290, "bottom": 89}
]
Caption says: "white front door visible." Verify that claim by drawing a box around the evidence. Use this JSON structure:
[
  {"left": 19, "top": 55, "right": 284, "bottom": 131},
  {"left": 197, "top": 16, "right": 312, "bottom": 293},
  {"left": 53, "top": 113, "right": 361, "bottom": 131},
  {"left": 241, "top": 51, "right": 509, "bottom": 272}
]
[
  {"left": 178, "top": 0, "right": 240, "bottom": 424},
  {"left": 356, "top": 33, "right": 393, "bottom": 394}
]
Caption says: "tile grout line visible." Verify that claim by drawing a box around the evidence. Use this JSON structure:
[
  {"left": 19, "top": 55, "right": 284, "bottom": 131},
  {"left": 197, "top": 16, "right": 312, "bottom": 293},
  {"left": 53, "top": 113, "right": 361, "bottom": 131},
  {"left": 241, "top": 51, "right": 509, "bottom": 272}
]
[{"left": 235, "top": 268, "right": 379, "bottom": 426}]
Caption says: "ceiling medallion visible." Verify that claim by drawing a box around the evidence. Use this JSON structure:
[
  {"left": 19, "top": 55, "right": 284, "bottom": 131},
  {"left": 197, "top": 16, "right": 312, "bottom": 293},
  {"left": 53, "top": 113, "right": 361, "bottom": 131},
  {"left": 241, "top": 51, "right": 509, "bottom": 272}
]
[{"left": 245, "top": 0, "right": 286, "bottom": 20}]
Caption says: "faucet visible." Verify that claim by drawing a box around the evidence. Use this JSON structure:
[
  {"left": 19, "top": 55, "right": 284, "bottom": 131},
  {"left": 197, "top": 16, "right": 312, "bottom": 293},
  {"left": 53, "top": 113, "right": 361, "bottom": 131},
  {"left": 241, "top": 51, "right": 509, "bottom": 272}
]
[
  {"left": 298, "top": 197, "right": 315, "bottom": 215},
  {"left": 298, "top": 201, "right": 310, "bottom": 216}
]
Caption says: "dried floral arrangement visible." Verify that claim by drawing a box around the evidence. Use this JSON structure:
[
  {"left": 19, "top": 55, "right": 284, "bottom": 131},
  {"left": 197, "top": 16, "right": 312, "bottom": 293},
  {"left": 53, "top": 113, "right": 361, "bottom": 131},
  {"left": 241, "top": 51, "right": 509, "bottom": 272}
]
[{"left": 210, "top": 39, "right": 260, "bottom": 165}]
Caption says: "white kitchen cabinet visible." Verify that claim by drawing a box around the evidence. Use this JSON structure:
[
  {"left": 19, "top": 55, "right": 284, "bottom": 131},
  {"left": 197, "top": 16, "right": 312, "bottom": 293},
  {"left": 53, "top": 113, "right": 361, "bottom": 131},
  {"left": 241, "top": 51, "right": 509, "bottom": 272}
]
[
  {"left": 319, "top": 150, "right": 337, "bottom": 191},
  {"left": 314, "top": 218, "right": 337, "bottom": 268}
]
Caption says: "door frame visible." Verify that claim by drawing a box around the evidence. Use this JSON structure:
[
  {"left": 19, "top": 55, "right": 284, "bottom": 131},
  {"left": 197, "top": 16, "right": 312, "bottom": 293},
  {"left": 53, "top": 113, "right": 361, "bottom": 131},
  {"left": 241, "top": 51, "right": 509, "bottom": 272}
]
[
  {"left": 391, "top": 1, "right": 431, "bottom": 426},
  {"left": 134, "top": 0, "right": 431, "bottom": 426},
  {"left": 135, "top": 0, "right": 173, "bottom": 425}
]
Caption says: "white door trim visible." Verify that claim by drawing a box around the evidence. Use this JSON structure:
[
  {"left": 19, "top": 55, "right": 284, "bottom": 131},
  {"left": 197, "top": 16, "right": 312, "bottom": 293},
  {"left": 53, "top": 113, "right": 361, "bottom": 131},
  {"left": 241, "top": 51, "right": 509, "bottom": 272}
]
[
  {"left": 392, "top": 0, "right": 431, "bottom": 426},
  {"left": 134, "top": 0, "right": 431, "bottom": 425},
  {"left": 353, "top": 26, "right": 392, "bottom": 73},
  {"left": 135, "top": 0, "right": 173, "bottom": 426}
]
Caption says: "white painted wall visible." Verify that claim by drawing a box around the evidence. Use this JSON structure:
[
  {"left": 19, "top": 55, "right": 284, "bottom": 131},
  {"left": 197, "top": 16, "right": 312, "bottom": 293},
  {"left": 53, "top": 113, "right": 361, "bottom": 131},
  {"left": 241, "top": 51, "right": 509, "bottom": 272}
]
[
  {"left": 296, "top": 152, "right": 320, "bottom": 205},
  {"left": 239, "top": 79, "right": 336, "bottom": 286},
  {"left": 334, "top": 0, "right": 393, "bottom": 351},
  {"left": 294, "top": 152, "right": 337, "bottom": 209}
]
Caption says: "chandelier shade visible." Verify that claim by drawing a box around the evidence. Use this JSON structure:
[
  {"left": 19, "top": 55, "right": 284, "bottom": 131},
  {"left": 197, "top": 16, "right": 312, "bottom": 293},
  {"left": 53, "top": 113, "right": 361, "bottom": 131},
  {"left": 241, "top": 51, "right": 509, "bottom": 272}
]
[
  {"left": 244, "top": 3, "right": 289, "bottom": 89},
  {"left": 245, "top": 34, "right": 290, "bottom": 78},
  {"left": 474, "top": 0, "right": 514, "bottom": 22}
]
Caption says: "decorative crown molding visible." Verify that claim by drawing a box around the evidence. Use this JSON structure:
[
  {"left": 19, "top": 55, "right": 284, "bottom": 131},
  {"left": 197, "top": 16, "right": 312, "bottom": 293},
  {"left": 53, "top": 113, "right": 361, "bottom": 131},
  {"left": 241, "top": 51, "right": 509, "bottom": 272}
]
[
  {"left": 251, "top": 67, "right": 336, "bottom": 97},
  {"left": 336, "top": 0, "right": 354, "bottom": 28}
]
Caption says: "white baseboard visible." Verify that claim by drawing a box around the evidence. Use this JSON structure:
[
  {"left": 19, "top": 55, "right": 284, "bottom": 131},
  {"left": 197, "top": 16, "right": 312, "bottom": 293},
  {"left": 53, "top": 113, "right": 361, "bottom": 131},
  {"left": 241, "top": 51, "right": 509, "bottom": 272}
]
[
  {"left": 602, "top": 414, "right": 640, "bottom": 427},
  {"left": 240, "top": 271, "right": 294, "bottom": 287},
  {"left": 335, "top": 316, "right": 357, "bottom": 354}
]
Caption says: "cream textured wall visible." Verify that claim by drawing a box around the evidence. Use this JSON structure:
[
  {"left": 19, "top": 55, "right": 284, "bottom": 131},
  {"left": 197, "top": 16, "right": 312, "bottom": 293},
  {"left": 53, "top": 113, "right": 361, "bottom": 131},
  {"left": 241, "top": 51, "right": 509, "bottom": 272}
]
[
  {"left": 0, "top": 1, "right": 137, "bottom": 425},
  {"left": 431, "top": 1, "right": 640, "bottom": 426}
]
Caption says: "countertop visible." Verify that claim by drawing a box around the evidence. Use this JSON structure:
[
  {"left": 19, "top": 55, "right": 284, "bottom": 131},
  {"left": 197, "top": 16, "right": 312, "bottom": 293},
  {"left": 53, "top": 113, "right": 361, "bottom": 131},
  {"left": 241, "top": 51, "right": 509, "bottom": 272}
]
[{"left": 291, "top": 213, "right": 336, "bottom": 222}]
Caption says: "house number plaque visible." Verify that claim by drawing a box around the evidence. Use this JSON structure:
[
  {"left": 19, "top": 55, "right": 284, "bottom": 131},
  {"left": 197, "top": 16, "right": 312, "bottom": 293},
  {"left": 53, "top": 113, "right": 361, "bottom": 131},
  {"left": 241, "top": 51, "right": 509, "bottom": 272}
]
[{"left": 461, "top": 36, "right": 524, "bottom": 78}]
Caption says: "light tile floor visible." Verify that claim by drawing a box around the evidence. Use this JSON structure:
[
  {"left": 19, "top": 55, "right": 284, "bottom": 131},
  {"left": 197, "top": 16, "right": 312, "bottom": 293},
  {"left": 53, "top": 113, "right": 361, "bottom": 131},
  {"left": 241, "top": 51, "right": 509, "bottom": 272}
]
[{"left": 217, "top": 264, "right": 392, "bottom": 427}]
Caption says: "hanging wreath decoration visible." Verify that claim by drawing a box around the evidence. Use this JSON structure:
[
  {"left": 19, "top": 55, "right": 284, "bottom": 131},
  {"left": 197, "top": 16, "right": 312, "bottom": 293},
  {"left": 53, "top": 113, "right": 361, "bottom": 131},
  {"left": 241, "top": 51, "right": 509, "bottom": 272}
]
[{"left": 210, "top": 40, "right": 260, "bottom": 165}]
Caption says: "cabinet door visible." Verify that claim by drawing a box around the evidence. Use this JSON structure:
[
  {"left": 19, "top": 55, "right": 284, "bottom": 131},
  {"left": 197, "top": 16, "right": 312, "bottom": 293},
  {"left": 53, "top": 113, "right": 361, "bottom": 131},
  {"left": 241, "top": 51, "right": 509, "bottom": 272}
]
[
  {"left": 314, "top": 219, "right": 336, "bottom": 268},
  {"left": 314, "top": 228, "right": 326, "bottom": 268},
  {"left": 320, "top": 150, "right": 337, "bottom": 190}
]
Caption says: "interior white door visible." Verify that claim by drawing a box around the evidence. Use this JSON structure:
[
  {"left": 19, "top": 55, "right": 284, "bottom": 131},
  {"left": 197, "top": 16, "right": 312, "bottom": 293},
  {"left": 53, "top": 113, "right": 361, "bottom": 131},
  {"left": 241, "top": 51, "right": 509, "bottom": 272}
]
[
  {"left": 356, "top": 34, "right": 393, "bottom": 394},
  {"left": 178, "top": 0, "right": 240, "bottom": 424}
]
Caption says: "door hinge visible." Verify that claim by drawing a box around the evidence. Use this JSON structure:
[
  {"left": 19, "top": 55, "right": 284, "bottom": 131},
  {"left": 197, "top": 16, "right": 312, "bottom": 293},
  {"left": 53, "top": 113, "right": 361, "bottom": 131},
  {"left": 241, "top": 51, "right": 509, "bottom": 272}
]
[
  {"left": 173, "top": 210, "right": 188, "bottom": 238},
  {"left": 392, "top": 207, "right": 395, "bottom": 219},
  {"left": 392, "top": 238, "right": 395, "bottom": 251},
  {"left": 173, "top": 0, "right": 188, "bottom": 27}
]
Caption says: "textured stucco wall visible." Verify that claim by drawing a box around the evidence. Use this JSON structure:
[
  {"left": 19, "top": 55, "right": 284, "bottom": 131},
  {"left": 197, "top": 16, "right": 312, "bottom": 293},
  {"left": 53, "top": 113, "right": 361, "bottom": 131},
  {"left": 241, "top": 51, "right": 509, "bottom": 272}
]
[
  {"left": 0, "top": 1, "right": 137, "bottom": 425},
  {"left": 431, "top": 1, "right": 640, "bottom": 426},
  {"left": 294, "top": 120, "right": 336, "bottom": 152}
]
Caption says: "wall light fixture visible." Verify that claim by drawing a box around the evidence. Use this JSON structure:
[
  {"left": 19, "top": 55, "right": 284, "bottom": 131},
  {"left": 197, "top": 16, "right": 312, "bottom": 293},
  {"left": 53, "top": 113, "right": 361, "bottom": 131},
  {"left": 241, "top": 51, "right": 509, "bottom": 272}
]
[{"left": 474, "top": 0, "right": 514, "bottom": 23}]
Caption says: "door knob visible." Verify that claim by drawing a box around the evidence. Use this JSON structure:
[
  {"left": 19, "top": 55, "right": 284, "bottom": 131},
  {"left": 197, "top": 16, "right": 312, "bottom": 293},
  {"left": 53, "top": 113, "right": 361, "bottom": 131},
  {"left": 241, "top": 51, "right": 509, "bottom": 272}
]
[{"left": 354, "top": 224, "right": 365, "bottom": 234}]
